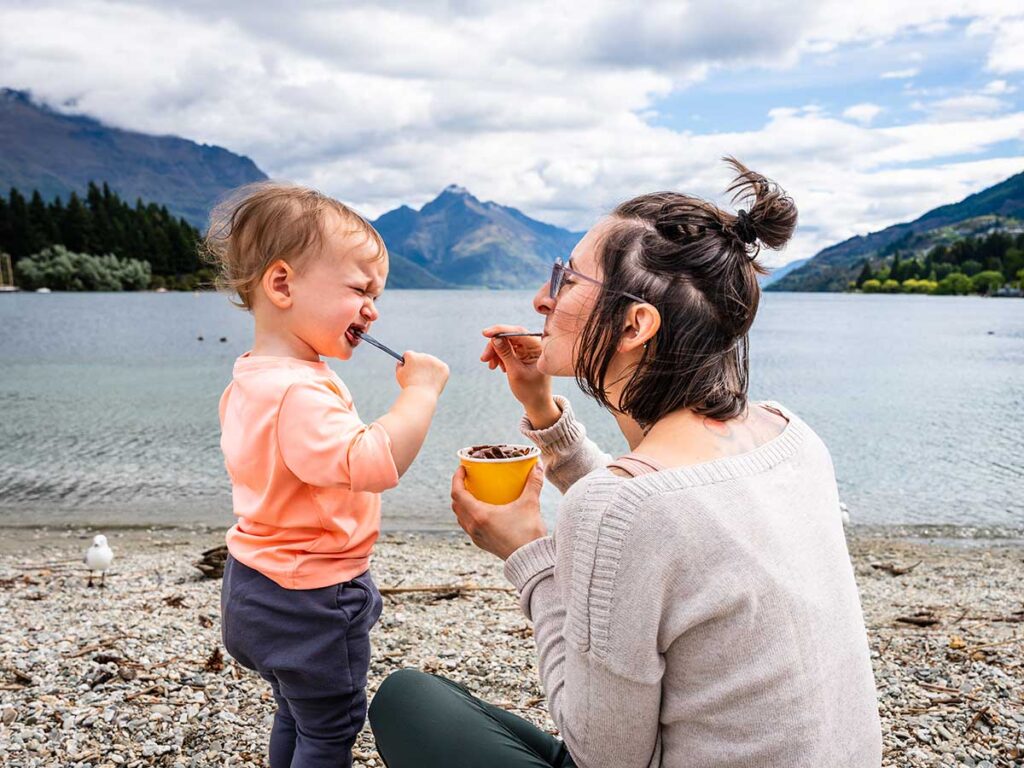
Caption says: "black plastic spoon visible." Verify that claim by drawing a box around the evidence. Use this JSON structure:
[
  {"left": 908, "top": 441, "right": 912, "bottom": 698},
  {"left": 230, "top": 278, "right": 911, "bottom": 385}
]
[{"left": 353, "top": 329, "right": 405, "bottom": 364}]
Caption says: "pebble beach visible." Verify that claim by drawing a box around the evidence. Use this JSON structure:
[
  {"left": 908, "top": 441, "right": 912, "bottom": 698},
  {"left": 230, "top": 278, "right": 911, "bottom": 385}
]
[{"left": 0, "top": 527, "right": 1021, "bottom": 767}]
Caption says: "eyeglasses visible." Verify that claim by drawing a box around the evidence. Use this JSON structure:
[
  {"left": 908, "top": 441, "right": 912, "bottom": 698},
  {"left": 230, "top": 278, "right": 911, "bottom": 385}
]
[{"left": 549, "top": 258, "right": 647, "bottom": 304}]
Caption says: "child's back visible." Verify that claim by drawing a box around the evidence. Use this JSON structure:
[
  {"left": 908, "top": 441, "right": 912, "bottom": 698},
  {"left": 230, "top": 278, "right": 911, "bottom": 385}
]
[{"left": 221, "top": 354, "right": 398, "bottom": 588}]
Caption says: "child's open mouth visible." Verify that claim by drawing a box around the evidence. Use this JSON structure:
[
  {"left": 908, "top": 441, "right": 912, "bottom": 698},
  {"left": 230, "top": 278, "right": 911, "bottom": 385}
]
[{"left": 345, "top": 324, "right": 366, "bottom": 346}]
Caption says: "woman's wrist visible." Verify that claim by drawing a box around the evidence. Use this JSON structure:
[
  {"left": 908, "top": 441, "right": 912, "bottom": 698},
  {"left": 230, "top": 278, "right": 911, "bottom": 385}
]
[{"left": 524, "top": 398, "right": 562, "bottom": 430}]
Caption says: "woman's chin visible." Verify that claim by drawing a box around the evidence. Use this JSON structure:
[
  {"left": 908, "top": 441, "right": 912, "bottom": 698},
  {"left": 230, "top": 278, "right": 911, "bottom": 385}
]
[{"left": 536, "top": 355, "right": 567, "bottom": 377}]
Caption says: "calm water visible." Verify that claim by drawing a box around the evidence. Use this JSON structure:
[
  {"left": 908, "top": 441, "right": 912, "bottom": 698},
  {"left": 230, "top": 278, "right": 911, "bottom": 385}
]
[{"left": 0, "top": 291, "right": 1021, "bottom": 531}]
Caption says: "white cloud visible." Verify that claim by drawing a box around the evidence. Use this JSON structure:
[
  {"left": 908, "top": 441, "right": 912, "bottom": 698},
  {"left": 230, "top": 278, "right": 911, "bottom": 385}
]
[
  {"left": 843, "top": 103, "right": 884, "bottom": 125},
  {"left": 989, "top": 21, "right": 1024, "bottom": 73},
  {"left": 881, "top": 67, "right": 920, "bottom": 79},
  {"left": 915, "top": 94, "right": 1009, "bottom": 121},
  {"left": 982, "top": 79, "right": 1016, "bottom": 95},
  {"left": 0, "top": 0, "right": 1022, "bottom": 269}
]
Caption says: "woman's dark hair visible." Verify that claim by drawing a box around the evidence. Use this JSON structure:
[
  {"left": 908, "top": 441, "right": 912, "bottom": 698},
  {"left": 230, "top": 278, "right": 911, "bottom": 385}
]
[{"left": 575, "top": 157, "right": 797, "bottom": 426}]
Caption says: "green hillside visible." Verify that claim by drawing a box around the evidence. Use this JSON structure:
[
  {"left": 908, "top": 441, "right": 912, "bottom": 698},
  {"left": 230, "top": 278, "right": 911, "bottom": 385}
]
[{"left": 770, "top": 171, "right": 1024, "bottom": 291}]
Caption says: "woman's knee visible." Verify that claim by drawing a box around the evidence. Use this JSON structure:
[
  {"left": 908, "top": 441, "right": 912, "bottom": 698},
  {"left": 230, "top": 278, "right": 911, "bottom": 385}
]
[{"left": 369, "top": 668, "right": 435, "bottom": 727}]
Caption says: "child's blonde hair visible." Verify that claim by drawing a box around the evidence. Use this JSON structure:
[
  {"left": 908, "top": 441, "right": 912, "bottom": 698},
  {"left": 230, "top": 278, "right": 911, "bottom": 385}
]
[{"left": 203, "top": 182, "right": 386, "bottom": 310}]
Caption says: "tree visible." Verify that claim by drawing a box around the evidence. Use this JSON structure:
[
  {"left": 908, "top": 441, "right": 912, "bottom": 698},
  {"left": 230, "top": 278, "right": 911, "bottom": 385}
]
[
  {"left": 1004, "top": 247, "right": 1024, "bottom": 284},
  {"left": 971, "top": 270, "right": 1004, "bottom": 295},
  {"left": 1017, "top": 268, "right": 1024, "bottom": 288},
  {"left": 880, "top": 279, "right": 901, "bottom": 293},
  {"left": 927, "top": 244, "right": 949, "bottom": 264},
  {"left": 960, "top": 259, "right": 982, "bottom": 277},
  {"left": 855, "top": 260, "right": 874, "bottom": 288},
  {"left": 903, "top": 278, "right": 934, "bottom": 294},
  {"left": 7, "top": 188, "right": 32, "bottom": 260},
  {"left": 890, "top": 252, "right": 903, "bottom": 283},
  {"left": 28, "top": 191, "right": 57, "bottom": 253},
  {"left": 934, "top": 272, "right": 973, "bottom": 296},
  {"left": 861, "top": 279, "right": 882, "bottom": 293},
  {"left": 61, "top": 192, "right": 94, "bottom": 253},
  {"left": 14, "top": 245, "right": 150, "bottom": 291}
]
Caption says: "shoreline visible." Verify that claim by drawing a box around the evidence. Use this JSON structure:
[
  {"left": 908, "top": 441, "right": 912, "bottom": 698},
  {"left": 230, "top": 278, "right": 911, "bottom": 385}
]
[
  {"left": 1, "top": 530, "right": 1022, "bottom": 767},
  {"left": 1, "top": 521, "right": 1021, "bottom": 558}
]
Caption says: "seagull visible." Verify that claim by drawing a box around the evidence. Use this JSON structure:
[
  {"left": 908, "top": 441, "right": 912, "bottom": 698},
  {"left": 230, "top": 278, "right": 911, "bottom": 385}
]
[{"left": 84, "top": 534, "right": 114, "bottom": 588}]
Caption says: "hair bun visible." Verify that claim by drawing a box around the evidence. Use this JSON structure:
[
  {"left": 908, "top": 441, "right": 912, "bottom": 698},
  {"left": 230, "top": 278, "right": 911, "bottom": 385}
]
[
  {"left": 733, "top": 209, "right": 758, "bottom": 245},
  {"left": 723, "top": 157, "right": 797, "bottom": 251}
]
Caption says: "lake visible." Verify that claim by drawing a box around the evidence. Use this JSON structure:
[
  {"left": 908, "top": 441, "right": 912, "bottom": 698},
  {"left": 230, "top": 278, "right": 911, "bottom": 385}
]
[{"left": 0, "top": 291, "right": 1021, "bottom": 532}]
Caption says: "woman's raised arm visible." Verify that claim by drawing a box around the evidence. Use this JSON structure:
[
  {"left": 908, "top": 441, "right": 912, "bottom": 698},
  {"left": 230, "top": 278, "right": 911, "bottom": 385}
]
[{"left": 482, "top": 326, "right": 611, "bottom": 492}]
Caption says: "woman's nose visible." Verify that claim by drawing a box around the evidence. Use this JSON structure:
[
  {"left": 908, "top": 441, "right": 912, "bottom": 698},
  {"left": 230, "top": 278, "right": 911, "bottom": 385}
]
[{"left": 533, "top": 283, "right": 554, "bottom": 315}]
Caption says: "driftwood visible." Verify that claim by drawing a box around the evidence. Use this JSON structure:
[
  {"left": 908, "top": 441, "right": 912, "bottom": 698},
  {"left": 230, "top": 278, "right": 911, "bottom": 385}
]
[
  {"left": 378, "top": 583, "right": 514, "bottom": 597},
  {"left": 895, "top": 611, "right": 941, "bottom": 627},
  {"left": 193, "top": 545, "right": 228, "bottom": 579},
  {"left": 871, "top": 561, "right": 922, "bottom": 576}
]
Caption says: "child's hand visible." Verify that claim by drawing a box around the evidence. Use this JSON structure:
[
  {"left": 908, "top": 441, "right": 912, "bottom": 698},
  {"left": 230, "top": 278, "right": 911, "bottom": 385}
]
[{"left": 395, "top": 351, "right": 449, "bottom": 396}]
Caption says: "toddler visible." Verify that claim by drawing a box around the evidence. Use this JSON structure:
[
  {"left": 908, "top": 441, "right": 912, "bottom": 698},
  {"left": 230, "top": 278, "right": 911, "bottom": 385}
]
[{"left": 205, "top": 183, "right": 449, "bottom": 767}]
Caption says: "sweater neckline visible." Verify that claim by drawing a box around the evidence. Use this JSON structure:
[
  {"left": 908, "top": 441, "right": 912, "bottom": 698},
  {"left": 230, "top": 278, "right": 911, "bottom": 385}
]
[{"left": 604, "top": 401, "right": 807, "bottom": 489}]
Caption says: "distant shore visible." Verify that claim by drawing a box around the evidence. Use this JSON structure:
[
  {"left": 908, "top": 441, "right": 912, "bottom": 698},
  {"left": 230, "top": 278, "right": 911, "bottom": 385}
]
[{"left": 0, "top": 528, "right": 1022, "bottom": 767}]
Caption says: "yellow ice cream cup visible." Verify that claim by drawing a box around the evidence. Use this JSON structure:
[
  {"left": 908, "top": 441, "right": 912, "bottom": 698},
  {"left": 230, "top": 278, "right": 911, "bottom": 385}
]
[{"left": 457, "top": 444, "right": 541, "bottom": 505}]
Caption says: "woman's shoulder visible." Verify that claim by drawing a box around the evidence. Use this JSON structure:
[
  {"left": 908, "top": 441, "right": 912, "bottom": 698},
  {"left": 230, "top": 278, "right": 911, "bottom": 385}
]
[{"left": 557, "top": 467, "right": 706, "bottom": 549}]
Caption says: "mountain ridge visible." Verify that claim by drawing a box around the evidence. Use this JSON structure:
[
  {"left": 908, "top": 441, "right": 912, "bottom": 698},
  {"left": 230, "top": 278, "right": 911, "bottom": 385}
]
[
  {"left": 0, "top": 88, "right": 267, "bottom": 228},
  {"left": 770, "top": 170, "right": 1024, "bottom": 291},
  {"left": 371, "top": 185, "right": 583, "bottom": 289}
]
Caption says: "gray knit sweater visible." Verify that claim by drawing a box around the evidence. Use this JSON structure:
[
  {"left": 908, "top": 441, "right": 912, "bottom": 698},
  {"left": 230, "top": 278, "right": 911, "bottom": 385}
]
[{"left": 503, "top": 397, "right": 882, "bottom": 768}]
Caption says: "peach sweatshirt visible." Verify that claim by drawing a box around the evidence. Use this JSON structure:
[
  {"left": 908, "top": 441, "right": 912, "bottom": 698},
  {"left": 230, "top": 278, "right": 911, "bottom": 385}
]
[{"left": 219, "top": 353, "right": 399, "bottom": 589}]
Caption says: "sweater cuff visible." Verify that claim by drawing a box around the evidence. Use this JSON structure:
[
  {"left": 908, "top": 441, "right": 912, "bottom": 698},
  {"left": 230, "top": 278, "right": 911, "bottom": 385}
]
[
  {"left": 503, "top": 536, "right": 557, "bottom": 619},
  {"left": 519, "top": 395, "right": 585, "bottom": 454}
]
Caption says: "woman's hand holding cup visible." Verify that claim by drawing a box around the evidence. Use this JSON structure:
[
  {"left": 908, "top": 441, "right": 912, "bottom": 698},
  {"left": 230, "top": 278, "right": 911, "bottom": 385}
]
[
  {"left": 450, "top": 463, "right": 546, "bottom": 560},
  {"left": 481, "top": 325, "right": 560, "bottom": 429}
]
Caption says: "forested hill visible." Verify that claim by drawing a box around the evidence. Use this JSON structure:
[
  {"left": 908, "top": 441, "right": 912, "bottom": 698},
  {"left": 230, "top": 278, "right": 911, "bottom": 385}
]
[
  {"left": 769, "top": 170, "right": 1024, "bottom": 291},
  {"left": 0, "top": 88, "right": 266, "bottom": 228}
]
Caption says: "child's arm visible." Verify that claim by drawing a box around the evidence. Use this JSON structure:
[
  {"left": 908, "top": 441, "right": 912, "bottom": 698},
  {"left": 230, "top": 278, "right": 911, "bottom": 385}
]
[{"left": 375, "top": 351, "right": 449, "bottom": 477}]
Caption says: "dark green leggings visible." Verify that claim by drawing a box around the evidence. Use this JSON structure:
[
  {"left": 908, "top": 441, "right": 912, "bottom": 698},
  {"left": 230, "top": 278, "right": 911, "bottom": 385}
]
[{"left": 368, "top": 669, "right": 576, "bottom": 768}]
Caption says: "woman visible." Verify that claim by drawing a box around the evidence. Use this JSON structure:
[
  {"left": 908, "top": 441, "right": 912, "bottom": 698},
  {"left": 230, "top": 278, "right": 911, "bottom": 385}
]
[{"left": 369, "top": 159, "right": 882, "bottom": 767}]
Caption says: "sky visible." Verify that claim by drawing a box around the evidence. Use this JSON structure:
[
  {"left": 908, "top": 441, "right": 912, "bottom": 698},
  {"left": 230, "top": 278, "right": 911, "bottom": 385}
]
[{"left": 1, "top": 0, "right": 1022, "bottom": 266}]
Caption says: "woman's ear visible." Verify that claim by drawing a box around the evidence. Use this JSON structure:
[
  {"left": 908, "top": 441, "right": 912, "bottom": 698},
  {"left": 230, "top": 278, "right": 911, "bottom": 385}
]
[
  {"left": 619, "top": 303, "right": 661, "bottom": 353},
  {"left": 260, "top": 260, "right": 294, "bottom": 309}
]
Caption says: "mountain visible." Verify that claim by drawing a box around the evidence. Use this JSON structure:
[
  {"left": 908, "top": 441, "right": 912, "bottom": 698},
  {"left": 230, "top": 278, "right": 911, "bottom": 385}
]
[
  {"left": 769, "top": 170, "right": 1024, "bottom": 292},
  {"left": 0, "top": 88, "right": 267, "bottom": 228},
  {"left": 372, "top": 185, "right": 582, "bottom": 289},
  {"left": 759, "top": 257, "right": 809, "bottom": 288}
]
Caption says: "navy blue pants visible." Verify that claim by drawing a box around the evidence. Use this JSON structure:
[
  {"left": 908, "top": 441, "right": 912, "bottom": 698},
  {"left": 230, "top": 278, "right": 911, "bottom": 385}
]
[{"left": 221, "top": 556, "right": 383, "bottom": 768}]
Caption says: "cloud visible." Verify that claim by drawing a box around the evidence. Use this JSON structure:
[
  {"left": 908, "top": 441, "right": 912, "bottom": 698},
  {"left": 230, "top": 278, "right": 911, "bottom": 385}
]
[
  {"left": 967, "top": 14, "right": 1024, "bottom": 74},
  {"left": 881, "top": 67, "right": 920, "bottom": 79},
  {"left": 0, "top": 0, "right": 1022, "bottom": 269},
  {"left": 914, "top": 94, "right": 1010, "bottom": 121},
  {"left": 981, "top": 79, "right": 1016, "bottom": 95},
  {"left": 843, "top": 103, "right": 884, "bottom": 125}
]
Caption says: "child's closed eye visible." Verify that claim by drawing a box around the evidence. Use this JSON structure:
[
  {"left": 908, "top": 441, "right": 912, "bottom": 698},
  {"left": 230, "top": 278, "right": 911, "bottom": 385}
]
[{"left": 350, "top": 285, "right": 382, "bottom": 301}]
